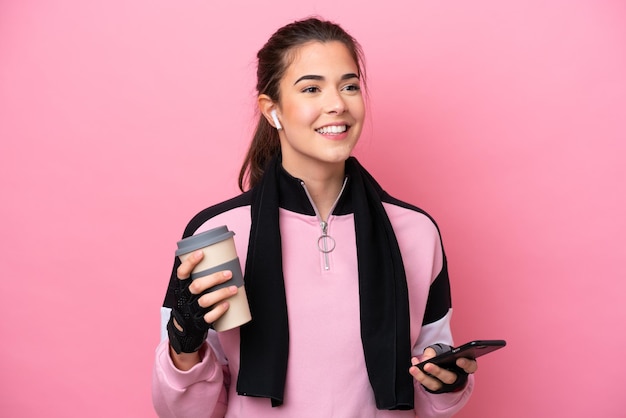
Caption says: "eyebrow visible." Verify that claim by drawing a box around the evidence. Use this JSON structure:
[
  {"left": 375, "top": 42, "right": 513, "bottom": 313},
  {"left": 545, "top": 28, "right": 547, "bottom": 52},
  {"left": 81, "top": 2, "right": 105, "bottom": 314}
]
[{"left": 294, "top": 73, "right": 360, "bottom": 85}]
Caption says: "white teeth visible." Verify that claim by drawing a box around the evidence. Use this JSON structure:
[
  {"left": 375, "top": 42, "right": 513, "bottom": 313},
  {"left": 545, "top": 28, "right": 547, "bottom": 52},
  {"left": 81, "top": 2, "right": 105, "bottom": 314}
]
[{"left": 316, "top": 125, "right": 347, "bottom": 134}]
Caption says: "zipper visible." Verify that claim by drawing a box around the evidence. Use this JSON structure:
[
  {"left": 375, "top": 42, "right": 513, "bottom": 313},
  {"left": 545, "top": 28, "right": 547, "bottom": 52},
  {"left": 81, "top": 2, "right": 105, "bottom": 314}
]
[{"left": 300, "top": 178, "right": 348, "bottom": 271}]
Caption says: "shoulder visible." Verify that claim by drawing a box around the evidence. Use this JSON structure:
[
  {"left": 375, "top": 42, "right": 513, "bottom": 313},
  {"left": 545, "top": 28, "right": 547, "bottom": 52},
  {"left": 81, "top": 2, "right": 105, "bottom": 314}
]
[
  {"left": 181, "top": 191, "right": 253, "bottom": 238},
  {"left": 381, "top": 192, "right": 443, "bottom": 236}
]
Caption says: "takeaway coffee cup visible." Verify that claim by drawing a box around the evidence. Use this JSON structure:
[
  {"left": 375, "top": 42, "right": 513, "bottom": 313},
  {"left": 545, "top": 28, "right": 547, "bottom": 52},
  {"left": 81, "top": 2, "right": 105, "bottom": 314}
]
[{"left": 175, "top": 225, "right": 251, "bottom": 331}]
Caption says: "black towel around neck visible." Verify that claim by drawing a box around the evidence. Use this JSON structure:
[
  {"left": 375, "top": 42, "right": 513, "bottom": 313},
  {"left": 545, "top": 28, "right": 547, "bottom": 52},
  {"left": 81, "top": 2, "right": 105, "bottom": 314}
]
[{"left": 236, "top": 156, "right": 414, "bottom": 410}]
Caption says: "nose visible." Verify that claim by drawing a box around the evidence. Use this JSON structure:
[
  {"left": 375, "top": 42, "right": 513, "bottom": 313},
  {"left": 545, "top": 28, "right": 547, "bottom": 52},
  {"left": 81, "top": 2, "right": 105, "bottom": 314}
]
[{"left": 324, "top": 89, "right": 346, "bottom": 115}]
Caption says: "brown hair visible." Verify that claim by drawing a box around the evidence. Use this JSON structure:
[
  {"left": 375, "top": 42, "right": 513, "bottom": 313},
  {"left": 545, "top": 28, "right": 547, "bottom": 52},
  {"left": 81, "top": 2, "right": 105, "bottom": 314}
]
[{"left": 237, "top": 17, "right": 367, "bottom": 191}]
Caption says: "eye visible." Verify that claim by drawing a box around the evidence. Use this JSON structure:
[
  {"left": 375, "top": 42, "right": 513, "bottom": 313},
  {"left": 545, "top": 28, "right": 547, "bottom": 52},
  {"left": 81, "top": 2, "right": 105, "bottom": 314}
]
[
  {"left": 301, "top": 86, "right": 321, "bottom": 94},
  {"left": 342, "top": 84, "right": 361, "bottom": 93}
]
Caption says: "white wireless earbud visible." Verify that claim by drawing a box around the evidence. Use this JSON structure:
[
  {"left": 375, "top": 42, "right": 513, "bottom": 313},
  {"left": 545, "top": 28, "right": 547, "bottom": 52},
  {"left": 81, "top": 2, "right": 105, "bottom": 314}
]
[{"left": 271, "top": 109, "right": 282, "bottom": 130}]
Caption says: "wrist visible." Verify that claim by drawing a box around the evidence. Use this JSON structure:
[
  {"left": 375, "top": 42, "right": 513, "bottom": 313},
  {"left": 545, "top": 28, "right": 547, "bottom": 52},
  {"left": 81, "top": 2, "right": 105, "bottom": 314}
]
[
  {"left": 167, "top": 310, "right": 210, "bottom": 354},
  {"left": 169, "top": 343, "right": 204, "bottom": 371}
]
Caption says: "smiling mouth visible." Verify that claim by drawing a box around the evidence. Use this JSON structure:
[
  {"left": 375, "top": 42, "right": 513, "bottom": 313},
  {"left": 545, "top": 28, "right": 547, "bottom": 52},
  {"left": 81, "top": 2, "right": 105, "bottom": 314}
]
[{"left": 316, "top": 125, "right": 348, "bottom": 134}]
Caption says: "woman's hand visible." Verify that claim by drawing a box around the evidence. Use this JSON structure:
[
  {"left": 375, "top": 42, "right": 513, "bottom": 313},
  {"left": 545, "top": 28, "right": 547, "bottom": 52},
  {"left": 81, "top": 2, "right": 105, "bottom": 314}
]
[
  {"left": 176, "top": 250, "right": 239, "bottom": 326},
  {"left": 168, "top": 250, "right": 238, "bottom": 369},
  {"left": 409, "top": 347, "right": 477, "bottom": 393}
]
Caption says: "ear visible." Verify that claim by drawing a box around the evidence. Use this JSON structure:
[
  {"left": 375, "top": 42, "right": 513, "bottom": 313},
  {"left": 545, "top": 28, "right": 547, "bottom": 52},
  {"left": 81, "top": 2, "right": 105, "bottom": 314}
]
[{"left": 258, "top": 94, "right": 281, "bottom": 129}]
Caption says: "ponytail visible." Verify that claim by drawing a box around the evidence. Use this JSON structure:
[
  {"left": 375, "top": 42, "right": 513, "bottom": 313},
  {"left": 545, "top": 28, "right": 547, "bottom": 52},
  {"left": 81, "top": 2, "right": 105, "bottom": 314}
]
[{"left": 238, "top": 116, "right": 280, "bottom": 191}]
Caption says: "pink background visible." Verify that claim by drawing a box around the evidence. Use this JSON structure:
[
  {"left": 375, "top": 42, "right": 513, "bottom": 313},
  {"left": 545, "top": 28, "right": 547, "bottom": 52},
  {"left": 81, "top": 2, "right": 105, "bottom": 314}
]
[{"left": 1, "top": 1, "right": 625, "bottom": 417}]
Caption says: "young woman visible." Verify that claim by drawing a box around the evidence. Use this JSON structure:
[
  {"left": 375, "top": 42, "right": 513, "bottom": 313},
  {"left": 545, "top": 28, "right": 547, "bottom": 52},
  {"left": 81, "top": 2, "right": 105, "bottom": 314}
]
[{"left": 152, "top": 17, "right": 477, "bottom": 418}]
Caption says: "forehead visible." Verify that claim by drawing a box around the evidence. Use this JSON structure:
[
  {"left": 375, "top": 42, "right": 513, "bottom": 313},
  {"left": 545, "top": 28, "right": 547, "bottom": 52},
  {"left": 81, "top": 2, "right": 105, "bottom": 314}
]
[{"left": 283, "top": 41, "right": 359, "bottom": 80}]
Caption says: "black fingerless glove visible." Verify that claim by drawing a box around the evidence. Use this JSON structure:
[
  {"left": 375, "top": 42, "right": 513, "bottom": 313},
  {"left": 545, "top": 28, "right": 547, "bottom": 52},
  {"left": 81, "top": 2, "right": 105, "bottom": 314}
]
[
  {"left": 167, "top": 278, "right": 213, "bottom": 354},
  {"left": 422, "top": 343, "right": 469, "bottom": 394}
]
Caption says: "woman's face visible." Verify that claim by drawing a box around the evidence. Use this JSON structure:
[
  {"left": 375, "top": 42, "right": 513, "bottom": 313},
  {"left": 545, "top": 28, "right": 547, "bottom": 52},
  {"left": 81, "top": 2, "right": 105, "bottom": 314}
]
[{"left": 275, "top": 41, "right": 365, "bottom": 178}]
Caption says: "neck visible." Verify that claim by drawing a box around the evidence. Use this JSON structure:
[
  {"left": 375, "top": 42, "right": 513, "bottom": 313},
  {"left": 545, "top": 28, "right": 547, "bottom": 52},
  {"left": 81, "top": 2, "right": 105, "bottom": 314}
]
[
  {"left": 303, "top": 176, "right": 345, "bottom": 221},
  {"left": 282, "top": 159, "right": 346, "bottom": 221}
]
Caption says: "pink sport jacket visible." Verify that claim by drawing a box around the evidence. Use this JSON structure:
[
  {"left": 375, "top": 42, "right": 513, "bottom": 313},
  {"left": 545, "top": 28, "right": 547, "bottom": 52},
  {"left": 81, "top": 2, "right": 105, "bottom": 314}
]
[{"left": 152, "top": 168, "right": 474, "bottom": 417}]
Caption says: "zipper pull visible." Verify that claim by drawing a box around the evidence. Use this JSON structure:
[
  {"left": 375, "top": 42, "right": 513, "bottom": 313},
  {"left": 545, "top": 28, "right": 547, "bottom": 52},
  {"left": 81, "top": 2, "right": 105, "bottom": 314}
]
[{"left": 317, "top": 221, "right": 336, "bottom": 253}]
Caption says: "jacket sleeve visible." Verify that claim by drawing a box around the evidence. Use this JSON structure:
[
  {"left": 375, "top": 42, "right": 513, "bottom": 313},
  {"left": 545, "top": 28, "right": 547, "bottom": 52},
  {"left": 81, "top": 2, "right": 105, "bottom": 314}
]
[
  {"left": 152, "top": 339, "right": 229, "bottom": 418},
  {"left": 411, "top": 310, "right": 475, "bottom": 418},
  {"left": 154, "top": 213, "right": 233, "bottom": 418},
  {"left": 151, "top": 305, "right": 229, "bottom": 418},
  {"left": 410, "top": 236, "right": 474, "bottom": 417}
]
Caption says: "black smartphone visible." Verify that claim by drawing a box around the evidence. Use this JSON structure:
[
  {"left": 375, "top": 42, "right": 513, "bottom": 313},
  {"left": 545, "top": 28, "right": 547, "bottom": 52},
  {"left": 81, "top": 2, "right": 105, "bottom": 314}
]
[{"left": 416, "top": 339, "right": 506, "bottom": 371}]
